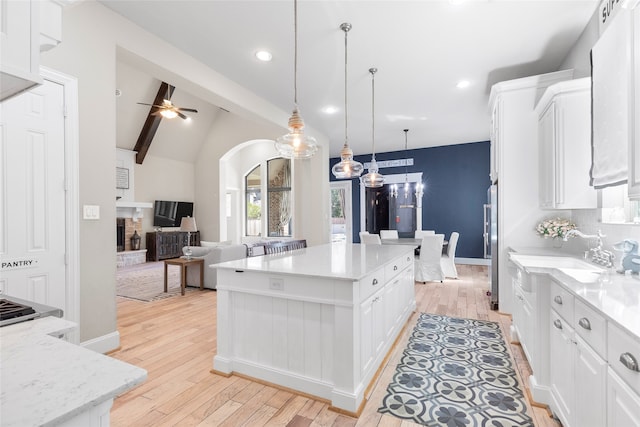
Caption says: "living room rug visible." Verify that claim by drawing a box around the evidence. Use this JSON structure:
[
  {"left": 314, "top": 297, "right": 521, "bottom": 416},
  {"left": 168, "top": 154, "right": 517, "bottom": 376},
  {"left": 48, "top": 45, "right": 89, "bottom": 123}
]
[
  {"left": 378, "top": 313, "right": 533, "bottom": 427},
  {"left": 116, "top": 262, "right": 195, "bottom": 302}
]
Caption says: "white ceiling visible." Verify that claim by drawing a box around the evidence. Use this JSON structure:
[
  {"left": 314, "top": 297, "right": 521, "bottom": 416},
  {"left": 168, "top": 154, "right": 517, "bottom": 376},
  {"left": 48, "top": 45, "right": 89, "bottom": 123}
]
[{"left": 104, "top": 0, "right": 598, "bottom": 158}]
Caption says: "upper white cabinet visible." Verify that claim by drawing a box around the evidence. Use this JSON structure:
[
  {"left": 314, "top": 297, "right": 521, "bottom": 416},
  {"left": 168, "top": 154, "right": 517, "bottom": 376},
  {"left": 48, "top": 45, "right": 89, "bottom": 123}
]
[
  {"left": 0, "top": 0, "right": 63, "bottom": 102},
  {"left": 536, "top": 78, "right": 596, "bottom": 209},
  {"left": 489, "top": 97, "right": 501, "bottom": 184}
]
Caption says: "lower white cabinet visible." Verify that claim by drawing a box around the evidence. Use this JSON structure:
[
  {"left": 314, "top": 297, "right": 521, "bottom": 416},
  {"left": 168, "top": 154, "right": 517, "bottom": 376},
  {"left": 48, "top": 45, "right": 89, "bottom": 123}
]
[
  {"left": 549, "top": 309, "right": 607, "bottom": 427},
  {"left": 608, "top": 367, "right": 640, "bottom": 426},
  {"left": 550, "top": 310, "right": 576, "bottom": 426},
  {"left": 361, "top": 287, "right": 385, "bottom": 376}
]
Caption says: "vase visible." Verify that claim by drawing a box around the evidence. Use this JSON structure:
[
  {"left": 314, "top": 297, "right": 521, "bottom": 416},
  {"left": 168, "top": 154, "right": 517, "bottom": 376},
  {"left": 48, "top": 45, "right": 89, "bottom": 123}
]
[{"left": 552, "top": 238, "right": 563, "bottom": 248}]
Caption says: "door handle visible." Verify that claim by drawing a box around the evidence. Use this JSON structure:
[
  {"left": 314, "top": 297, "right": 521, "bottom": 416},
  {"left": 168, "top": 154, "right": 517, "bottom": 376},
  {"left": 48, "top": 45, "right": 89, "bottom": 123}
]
[
  {"left": 620, "top": 353, "right": 639, "bottom": 372},
  {"left": 553, "top": 319, "right": 563, "bottom": 330},
  {"left": 578, "top": 318, "right": 591, "bottom": 331},
  {"left": 554, "top": 295, "right": 563, "bottom": 305}
]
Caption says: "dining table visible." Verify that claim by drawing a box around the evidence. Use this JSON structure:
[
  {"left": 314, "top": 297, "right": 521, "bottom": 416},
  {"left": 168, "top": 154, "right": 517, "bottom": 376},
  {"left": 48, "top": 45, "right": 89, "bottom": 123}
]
[{"left": 381, "top": 237, "right": 448, "bottom": 256}]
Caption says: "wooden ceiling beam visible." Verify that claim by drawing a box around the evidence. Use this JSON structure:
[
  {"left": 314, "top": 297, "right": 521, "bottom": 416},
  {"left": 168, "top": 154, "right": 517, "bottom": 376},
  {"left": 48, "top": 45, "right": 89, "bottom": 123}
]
[{"left": 134, "top": 82, "right": 174, "bottom": 164}]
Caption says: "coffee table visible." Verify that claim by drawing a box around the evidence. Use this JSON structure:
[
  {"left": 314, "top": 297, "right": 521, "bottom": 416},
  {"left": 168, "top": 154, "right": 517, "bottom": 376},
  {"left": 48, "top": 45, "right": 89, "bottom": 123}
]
[{"left": 164, "top": 257, "right": 204, "bottom": 295}]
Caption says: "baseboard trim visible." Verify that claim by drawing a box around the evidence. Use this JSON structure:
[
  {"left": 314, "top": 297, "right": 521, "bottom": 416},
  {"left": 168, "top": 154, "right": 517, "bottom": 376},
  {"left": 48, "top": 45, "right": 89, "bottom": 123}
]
[
  {"left": 457, "top": 258, "right": 490, "bottom": 266},
  {"left": 80, "top": 331, "right": 121, "bottom": 354}
]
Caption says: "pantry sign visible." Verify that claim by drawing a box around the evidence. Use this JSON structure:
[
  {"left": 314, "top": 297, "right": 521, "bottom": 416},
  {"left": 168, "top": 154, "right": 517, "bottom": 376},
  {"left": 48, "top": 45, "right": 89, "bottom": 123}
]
[{"left": 1, "top": 258, "right": 39, "bottom": 271}]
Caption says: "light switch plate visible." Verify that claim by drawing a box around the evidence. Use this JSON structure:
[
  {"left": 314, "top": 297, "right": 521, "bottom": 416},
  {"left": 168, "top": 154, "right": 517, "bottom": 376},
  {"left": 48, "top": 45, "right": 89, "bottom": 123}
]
[{"left": 83, "top": 205, "right": 100, "bottom": 220}]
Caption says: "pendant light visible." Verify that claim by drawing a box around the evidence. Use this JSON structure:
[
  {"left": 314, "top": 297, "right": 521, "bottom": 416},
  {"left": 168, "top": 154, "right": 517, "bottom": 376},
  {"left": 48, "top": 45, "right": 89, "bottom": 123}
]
[
  {"left": 274, "top": 0, "right": 318, "bottom": 159},
  {"left": 361, "top": 68, "right": 384, "bottom": 188},
  {"left": 403, "top": 129, "right": 410, "bottom": 199},
  {"left": 331, "top": 23, "right": 364, "bottom": 179}
]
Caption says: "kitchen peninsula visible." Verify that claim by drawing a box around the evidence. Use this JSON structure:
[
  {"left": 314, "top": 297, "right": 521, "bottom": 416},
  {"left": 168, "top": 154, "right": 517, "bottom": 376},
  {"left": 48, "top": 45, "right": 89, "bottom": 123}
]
[{"left": 212, "top": 242, "right": 416, "bottom": 415}]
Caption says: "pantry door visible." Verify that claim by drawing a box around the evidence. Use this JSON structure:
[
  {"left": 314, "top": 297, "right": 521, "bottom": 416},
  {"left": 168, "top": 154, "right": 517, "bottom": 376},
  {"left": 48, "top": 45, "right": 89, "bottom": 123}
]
[{"left": 0, "top": 70, "right": 78, "bottom": 333}]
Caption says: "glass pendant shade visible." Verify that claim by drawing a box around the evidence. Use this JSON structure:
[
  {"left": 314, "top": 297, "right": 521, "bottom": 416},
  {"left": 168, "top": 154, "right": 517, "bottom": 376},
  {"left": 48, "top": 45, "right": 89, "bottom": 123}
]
[
  {"left": 275, "top": 107, "right": 318, "bottom": 159},
  {"left": 332, "top": 22, "right": 363, "bottom": 179},
  {"left": 362, "top": 67, "right": 384, "bottom": 188},
  {"left": 275, "top": 0, "right": 317, "bottom": 159},
  {"left": 332, "top": 144, "right": 364, "bottom": 178},
  {"left": 361, "top": 157, "right": 384, "bottom": 187}
]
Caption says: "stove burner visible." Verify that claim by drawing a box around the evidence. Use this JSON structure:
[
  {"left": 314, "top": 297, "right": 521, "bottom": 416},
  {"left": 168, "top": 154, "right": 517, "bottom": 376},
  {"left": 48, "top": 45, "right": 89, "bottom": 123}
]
[{"left": 0, "top": 299, "right": 36, "bottom": 321}]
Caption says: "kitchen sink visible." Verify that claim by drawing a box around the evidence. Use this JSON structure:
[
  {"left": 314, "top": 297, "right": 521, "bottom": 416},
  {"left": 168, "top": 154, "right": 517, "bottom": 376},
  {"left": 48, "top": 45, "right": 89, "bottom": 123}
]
[
  {"left": 556, "top": 268, "right": 603, "bottom": 284},
  {"left": 509, "top": 254, "right": 601, "bottom": 271}
]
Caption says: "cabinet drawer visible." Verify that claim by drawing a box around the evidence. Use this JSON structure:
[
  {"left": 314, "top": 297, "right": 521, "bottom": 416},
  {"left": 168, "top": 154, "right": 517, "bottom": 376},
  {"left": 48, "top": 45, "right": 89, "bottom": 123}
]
[
  {"left": 360, "top": 268, "right": 385, "bottom": 302},
  {"left": 608, "top": 322, "right": 640, "bottom": 396},
  {"left": 550, "top": 280, "right": 574, "bottom": 322},
  {"left": 574, "top": 298, "right": 607, "bottom": 358},
  {"left": 384, "top": 254, "right": 412, "bottom": 282}
]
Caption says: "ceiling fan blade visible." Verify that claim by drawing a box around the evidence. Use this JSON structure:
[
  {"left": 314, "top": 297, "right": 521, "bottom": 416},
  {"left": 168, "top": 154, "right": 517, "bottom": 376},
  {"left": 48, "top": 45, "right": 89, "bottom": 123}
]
[
  {"left": 177, "top": 111, "right": 188, "bottom": 120},
  {"left": 137, "top": 102, "right": 153, "bottom": 106},
  {"left": 138, "top": 102, "right": 167, "bottom": 109},
  {"left": 177, "top": 107, "right": 198, "bottom": 113},
  {"left": 151, "top": 111, "right": 162, "bottom": 116}
]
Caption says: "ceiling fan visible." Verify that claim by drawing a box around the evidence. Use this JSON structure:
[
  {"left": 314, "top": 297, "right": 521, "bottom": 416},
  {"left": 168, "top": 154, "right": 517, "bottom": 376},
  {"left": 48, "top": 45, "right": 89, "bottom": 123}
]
[{"left": 137, "top": 85, "right": 198, "bottom": 120}]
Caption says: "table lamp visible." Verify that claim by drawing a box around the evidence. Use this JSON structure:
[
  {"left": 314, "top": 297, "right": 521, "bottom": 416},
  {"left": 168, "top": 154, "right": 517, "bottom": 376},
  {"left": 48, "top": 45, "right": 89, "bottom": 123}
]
[{"left": 180, "top": 216, "right": 197, "bottom": 259}]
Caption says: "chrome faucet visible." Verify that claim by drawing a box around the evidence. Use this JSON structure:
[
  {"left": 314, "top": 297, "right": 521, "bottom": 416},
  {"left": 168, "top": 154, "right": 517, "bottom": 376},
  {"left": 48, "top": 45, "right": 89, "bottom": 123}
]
[{"left": 564, "top": 229, "right": 615, "bottom": 268}]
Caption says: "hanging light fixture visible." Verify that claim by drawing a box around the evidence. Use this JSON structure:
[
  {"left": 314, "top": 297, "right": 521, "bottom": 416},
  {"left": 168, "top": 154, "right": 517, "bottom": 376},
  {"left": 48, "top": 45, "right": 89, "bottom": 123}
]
[
  {"left": 361, "top": 68, "right": 385, "bottom": 188},
  {"left": 275, "top": 0, "right": 318, "bottom": 159},
  {"left": 332, "top": 23, "right": 364, "bottom": 179},
  {"left": 403, "top": 129, "right": 411, "bottom": 199}
]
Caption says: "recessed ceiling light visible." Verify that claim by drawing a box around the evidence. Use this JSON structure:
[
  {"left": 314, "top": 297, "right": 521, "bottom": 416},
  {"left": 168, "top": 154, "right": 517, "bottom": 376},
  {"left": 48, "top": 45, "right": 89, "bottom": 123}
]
[
  {"left": 255, "top": 50, "right": 273, "bottom": 62},
  {"left": 456, "top": 80, "right": 471, "bottom": 89},
  {"left": 322, "top": 106, "right": 338, "bottom": 114}
]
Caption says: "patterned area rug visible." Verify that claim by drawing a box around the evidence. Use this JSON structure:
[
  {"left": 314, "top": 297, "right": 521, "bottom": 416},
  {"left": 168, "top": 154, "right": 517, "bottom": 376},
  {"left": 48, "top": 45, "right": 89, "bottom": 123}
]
[
  {"left": 116, "top": 262, "right": 195, "bottom": 302},
  {"left": 378, "top": 313, "right": 533, "bottom": 427}
]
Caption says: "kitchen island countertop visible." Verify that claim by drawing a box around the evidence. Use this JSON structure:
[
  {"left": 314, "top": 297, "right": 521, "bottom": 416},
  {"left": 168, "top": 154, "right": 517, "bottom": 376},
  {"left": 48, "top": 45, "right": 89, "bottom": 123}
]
[{"left": 1, "top": 316, "right": 147, "bottom": 427}]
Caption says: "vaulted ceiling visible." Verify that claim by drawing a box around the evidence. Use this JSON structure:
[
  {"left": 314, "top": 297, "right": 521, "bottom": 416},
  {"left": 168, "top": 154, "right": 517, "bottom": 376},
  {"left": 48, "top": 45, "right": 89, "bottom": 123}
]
[{"left": 106, "top": 0, "right": 599, "bottom": 159}]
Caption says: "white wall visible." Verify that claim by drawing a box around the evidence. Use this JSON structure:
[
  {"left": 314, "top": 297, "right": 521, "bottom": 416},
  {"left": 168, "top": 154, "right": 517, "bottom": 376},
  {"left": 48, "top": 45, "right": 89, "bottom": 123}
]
[
  {"left": 134, "top": 154, "right": 196, "bottom": 240},
  {"left": 39, "top": 0, "right": 329, "bottom": 346}
]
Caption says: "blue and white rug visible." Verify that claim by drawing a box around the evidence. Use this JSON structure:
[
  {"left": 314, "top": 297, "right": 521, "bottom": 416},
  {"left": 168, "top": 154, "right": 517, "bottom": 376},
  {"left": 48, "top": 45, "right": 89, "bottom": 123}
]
[{"left": 378, "top": 313, "right": 533, "bottom": 427}]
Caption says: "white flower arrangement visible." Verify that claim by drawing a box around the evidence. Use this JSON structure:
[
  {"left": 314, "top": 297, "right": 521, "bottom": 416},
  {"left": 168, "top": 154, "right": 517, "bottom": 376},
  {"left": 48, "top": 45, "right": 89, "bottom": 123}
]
[{"left": 535, "top": 217, "right": 576, "bottom": 239}]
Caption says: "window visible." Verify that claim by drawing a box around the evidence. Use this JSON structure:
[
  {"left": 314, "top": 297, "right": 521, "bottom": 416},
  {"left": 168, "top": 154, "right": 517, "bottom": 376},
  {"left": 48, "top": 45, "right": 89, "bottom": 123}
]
[
  {"left": 245, "top": 165, "right": 261, "bottom": 236},
  {"left": 267, "top": 158, "right": 292, "bottom": 237}
]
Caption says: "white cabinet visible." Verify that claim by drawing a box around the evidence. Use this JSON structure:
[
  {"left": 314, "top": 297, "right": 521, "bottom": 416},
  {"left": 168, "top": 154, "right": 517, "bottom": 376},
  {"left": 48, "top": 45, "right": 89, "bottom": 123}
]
[
  {"left": 608, "top": 368, "right": 640, "bottom": 426},
  {"left": 489, "top": 96, "right": 501, "bottom": 183},
  {"left": 488, "top": 69, "right": 573, "bottom": 315},
  {"left": 360, "top": 287, "right": 385, "bottom": 376},
  {"left": 508, "top": 259, "right": 552, "bottom": 403},
  {"left": 549, "top": 297, "right": 607, "bottom": 427},
  {"left": 549, "top": 310, "right": 576, "bottom": 426},
  {"left": 0, "top": 0, "right": 42, "bottom": 100},
  {"left": 536, "top": 78, "right": 596, "bottom": 209}
]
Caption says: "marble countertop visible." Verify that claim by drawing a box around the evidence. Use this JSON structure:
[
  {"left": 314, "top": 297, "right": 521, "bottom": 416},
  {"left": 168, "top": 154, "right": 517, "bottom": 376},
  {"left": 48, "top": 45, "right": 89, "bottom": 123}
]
[
  {"left": 213, "top": 242, "right": 414, "bottom": 281},
  {"left": 508, "top": 247, "right": 640, "bottom": 340},
  {"left": 1, "top": 317, "right": 147, "bottom": 427}
]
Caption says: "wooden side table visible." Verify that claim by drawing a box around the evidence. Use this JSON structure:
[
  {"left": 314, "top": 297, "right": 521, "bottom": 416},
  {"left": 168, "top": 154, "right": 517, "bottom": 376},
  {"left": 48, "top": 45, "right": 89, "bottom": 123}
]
[{"left": 164, "top": 257, "right": 204, "bottom": 296}]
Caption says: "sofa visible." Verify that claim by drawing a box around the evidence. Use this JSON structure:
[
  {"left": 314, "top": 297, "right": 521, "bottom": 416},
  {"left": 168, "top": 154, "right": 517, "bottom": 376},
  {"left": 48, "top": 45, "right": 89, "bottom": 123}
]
[{"left": 182, "top": 241, "right": 247, "bottom": 290}]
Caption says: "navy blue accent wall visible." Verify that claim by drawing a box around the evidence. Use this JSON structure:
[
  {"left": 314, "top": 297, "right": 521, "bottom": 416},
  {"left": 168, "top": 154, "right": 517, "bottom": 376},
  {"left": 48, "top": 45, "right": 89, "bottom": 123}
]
[{"left": 330, "top": 141, "right": 490, "bottom": 259}]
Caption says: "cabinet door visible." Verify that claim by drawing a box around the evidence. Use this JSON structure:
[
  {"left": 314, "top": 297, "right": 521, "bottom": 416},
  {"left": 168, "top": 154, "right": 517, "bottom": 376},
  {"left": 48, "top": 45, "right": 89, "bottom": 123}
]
[
  {"left": 490, "top": 97, "right": 501, "bottom": 183},
  {"left": 574, "top": 335, "right": 607, "bottom": 427},
  {"left": 629, "top": 7, "right": 640, "bottom": 200},
  {"left": 538, "top": 103, "right": 556, "bottom": 208},
  {"left": 550, "top": 311, "right": 575, "bottom": 427},
  {"left": 608, "top": 367, "right": 640, "bottom": 427},
  {"left": 360, "top": 289, "right": 384, "bottom": 376}
]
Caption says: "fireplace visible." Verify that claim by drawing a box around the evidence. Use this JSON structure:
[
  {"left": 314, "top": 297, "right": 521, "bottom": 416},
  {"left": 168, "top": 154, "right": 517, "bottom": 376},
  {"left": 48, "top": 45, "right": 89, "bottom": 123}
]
[{"left": 116, "top": 218, "right": 125, "bottom": 252}]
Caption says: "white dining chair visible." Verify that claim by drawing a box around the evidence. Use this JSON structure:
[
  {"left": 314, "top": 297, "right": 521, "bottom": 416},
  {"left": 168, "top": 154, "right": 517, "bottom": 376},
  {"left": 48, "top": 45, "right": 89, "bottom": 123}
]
[
  {"left": 361, "top": 233, "right": 382, "bottom": 245},
  {"left": 415, "top": 234, "right": 444, "bottom": 283},
  {"left": 441, "top": 232, "right": 459, "bottom": 279},
  {"left": 380, "top": 230, "right": 399, "bottom": 239},
  {"left": 414, "top": 230, "right": 435, "bottom": 239}
]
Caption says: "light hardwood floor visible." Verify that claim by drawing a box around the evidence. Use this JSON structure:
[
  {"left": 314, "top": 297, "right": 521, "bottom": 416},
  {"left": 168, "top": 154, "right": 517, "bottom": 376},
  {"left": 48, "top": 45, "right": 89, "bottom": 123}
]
[{"left": 110, "top": 264, "right": 560, "bottom": 427}]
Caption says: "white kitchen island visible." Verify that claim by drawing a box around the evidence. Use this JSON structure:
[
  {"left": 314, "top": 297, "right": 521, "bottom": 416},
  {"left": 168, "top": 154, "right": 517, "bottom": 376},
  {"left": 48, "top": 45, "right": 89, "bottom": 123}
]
[{"left": 213, "top": 242, "right": 416, "bottom": 415}]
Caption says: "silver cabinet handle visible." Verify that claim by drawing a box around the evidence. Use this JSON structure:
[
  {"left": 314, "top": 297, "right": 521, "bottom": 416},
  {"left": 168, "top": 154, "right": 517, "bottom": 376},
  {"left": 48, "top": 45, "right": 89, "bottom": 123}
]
[
  {"left": 372, "top": 278, "right": 379, "bottom": 286},
  {"left": 620, "top": 353, "right": 640, "bottom": 372},
  {"left": 578, "top": 318, "right": 591, "bottom": 331},
  {"left": 407, "top": 256, "right": 411, "bottom": 261},
  {"left": 553, "top": 319, "right": 563, "bottom": 330},
  {"left": 394, "top": 265, "right": 398, "bottom": 271},
  {"left": 554, "top": 295, "right": 563, "bottom": 305}
]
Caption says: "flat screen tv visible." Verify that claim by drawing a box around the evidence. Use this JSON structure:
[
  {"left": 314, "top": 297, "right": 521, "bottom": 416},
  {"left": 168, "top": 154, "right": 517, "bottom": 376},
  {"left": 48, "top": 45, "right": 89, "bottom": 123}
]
[{"left": 153, "top": 200, "right": 194, "bottom": 228}]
